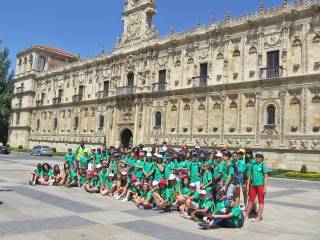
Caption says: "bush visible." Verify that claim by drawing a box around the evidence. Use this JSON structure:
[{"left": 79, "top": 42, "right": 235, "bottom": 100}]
[
  {"left": 301, "top": 164, "right": 308, "bottom": 173},
  {"left": 286, "top": 172, "right": 320, "bottom": 179},
  {"left": 18, "top": 145, "right": 23, "bottom": 149},
  {"left": 52, "top": 148, "right": 57, "bottom": 153},
  {"left": 5, "top": 144, "right": 10, "bottom": 148}
]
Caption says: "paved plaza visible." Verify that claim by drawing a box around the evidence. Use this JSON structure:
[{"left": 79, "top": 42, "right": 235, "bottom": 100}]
[{"left": 0, "top": 153, "right": 319, "bottom": 240}]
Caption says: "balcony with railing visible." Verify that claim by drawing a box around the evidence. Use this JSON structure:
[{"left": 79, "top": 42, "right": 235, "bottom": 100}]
[
  {"left": 259, "top": 66, "right": 283, "bottom": 79},
  {"left": 116, "top": 86, "right": 137, "bottom": 95},
  {"left": 96, "top": 91, "right": 108, "bottom": 99},
  {"left": 72, "top": 94, "right": 83, "bottom": 102},
  {"left": 52, "top": 97, "right": 61, "bottom": 105},
  {"left": 152, "top": 82, "right": 167, "bottom": 92},
  {"left": 36, "top": 100, "right": 43, "bottom": 107},
  {"left": 192, "top": 76, "right": 208, "bottom": 87}
]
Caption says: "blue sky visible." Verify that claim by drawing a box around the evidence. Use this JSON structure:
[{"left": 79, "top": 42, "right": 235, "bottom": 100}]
[{"left": 0, "top": 0, "right": 285, "bottom": 70}]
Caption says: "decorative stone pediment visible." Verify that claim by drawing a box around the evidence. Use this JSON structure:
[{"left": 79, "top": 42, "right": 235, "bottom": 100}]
[{"left": 264, "top": 32, "right": 282, "bottom": 47}]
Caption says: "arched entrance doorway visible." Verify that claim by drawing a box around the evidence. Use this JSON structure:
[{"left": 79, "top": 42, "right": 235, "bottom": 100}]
[{"left": 120, "top": 128, "right": 133, "bottom": 148}]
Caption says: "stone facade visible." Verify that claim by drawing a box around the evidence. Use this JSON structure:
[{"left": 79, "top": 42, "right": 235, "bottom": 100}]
[{"left": 9, "top": 0, "right": 320, "bottom": 171}]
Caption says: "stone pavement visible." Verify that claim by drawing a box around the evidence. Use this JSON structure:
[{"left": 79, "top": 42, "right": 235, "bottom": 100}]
[{"left": 0, "top": 153, "right": 319, "bottom": 240}]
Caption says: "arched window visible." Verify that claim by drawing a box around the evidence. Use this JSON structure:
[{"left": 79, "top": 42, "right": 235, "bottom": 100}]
[
  {"left": 74, "top": 117, "right": 79, "bottom": 129},
  {"left": 99, "top": 115, "right": 104, "bottom": 129},
  {"left": 155, "top": 111, "right": 162, "bottom": 127},
  {"left": 36, "top": 119, "right": 40, "bottom": 129},
  {"left": 267, "top": 105, "right": 275, "bottom": 125},
  {"left": 53, "top": 118, "right": 58, "bottom": 129},
  {"left": 127, "top": 72, "right": 134, "bottom": 87}
]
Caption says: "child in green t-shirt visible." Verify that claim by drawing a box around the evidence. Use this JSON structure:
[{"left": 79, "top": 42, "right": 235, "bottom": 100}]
[
  {"left": 29, "top": 163, "right": 42, "bottom": 186},
  {"left": 135, "top": 183, "right": 153, "bottom": 210}
]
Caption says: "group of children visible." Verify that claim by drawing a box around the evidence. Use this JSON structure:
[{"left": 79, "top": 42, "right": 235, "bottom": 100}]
[{"left": 30, "top": 142, "right": 269, "bottom": 229}]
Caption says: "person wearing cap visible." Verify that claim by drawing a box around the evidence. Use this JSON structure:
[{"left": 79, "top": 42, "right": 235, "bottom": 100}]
[
  {"left": 95, "top": 147, "right": 102, "bottom": 165},
  {"left": 154, "top": 154, "right": 165, "bottom": 181},
  {"left": 77, "top": 167, "right": 87, "bottom": 188},
  {"left": 64, "top": 148, "right": 75, "bottom": 169},
  {"left": 122, "top": 176, "right": 140, "bottom": 202},
  {"left": 188, "top": 152, "right": 201, "bottom": 191},
  {"left": 199, "top": 195, "right": 244, "bottom": 229},
  {"left": 200, "top": 163, "right": 213, "bottom": 195},
  {"left": 114, "top": 171, "right": 129, "bottom": 200},
  {"left": 244, "top": 151, "right": 268, "bottom": 222},
  {"left": 101, "top": 173, "right": 115, "bottom": 196},
  {"left": 79, "top": 150, "right": 89, "bottom": 170},
  {"left": 243, "top": 150, "right": 255, "bottom": 208},
  {"left": 143, "top": 153, "right": 155, "bottom": 186},
  {"left": 136, "top": 183, "right": 153, "bottom": 209},
  {"left": 221, "top": 151, "right": 236, "bottom": 200},
  {"left": 189, "top": 190, "right": 214, "bottom": 221},
  {"left": 153, "top": 179, "right": 174, "bottom": 211},
  {"left": 174, "top": 151, "right": 188, "bottom": 179},
  {"left": 134, "top": 153, "right": 145, "bottom": 182},
  {"left": 212, "top": 152, "right": 225, "bottom": 201},
  {"left": 88, "top": 148, "right": 96, "bottom": 164},
  {"left": 195, "top": 146, "right": 201, "bottom": 153},
  {"left": 84, "top": 171, "right": 100, "bottom": 193},
  {"left": 182, "top": 183, "right": 200, "bottom": 218}
]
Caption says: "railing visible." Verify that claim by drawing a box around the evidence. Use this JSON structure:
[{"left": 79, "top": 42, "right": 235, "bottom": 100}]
[
  {"left": 72, "top": 94, "right": 83, "bottom": 102},
  {"left": 192, "top": 76, "right": 209, "bottom": 87},
  {"left": 15, "top": 87, "right": 24, "bottom": 94},
  {"left": 116, "top": 86, "right": 137, "bottom": 95},
  {"left": 96, "top": 91, "right": 108, "bottom": 99},
  {"left": 36, "top": 100, "right": 43, "bottom": 107},
  {"left": 259, "top": 66, "right": 283, "bottom": 79},
  {"left": 152, "top": 82, "right": 167, "bottom": 92},
  {"left": 52, "top": 97, "right": 61, "bottom": 105}
]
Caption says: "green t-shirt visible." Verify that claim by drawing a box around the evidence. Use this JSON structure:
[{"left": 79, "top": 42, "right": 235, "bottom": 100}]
[
  {"left": 41, "top": 169, "right": 53, "bottom": 177},
  {"left": 251, "top": 162, "right": 268, "bottom": 186},
  {"left": 79, "top": 175, "right": 86, "bottom": 185},
  {"left": 144, "top": 161, "right": 154, "bottom": 175},
  {"left": 140, "top": 190, "right": 152, "bottom": 201},
  {"left": 99, "top": 171, "right": 108, "bottom": 185},
  {"left": 95, "top": 154, "right": 102, "bottom": 164},
  {"left": 69, "top": 169, "right": 77, "bottom": 180},
  {"left": 65, "top": 153, "right": 75, "bottom": 167},
  {"left": 215, "top": 200, "right": 229, "bottom": 213},
  {"left": 201, "top": 170, "right": 213, "bottom": 191},
  {"left": 79, "top": 156, "right": 88, "bottom": 168},
  {"left": 188, "top": 161, "right": 201, "bottom": 182},
  {"left": 245, "top": 159, "right": 255, "bottom": 178},
  {"left": 106, "top": 179, "right": 114, "bottom": 189},
  {"left": 188, "top": 190, "right": 200, "bottom": 202},
  {"left": 236, "top": 157, "right": 246, "bottom": 174},
  {"left": 154, "top": 163, "right": 165, "bottom": 181},
  {"left": 213, "top": 160, "right": 225, "bottom": 180},
  {"left": 164, "top": 161, "right": 176, "bottom": 179},
  {"left": 230, "top": 205, "right": 243, "bottom": 228},
  {"left": 134, "top": 159, "right": 145, "bottom": 179},
  {"left": 33, "top": 168, "right": 42, "bottom": 176},
  {"left": 164, "top": 188, "right": 175, "bottom": 204},
  {"left": 198, "top": 197, "right": 213, "bottom": 213},
  {"left": 88, "top": 152, "right": 95, "bottom": 161},
  {"left": 222, "top": 162, "right": 235, "bottom": 184},
  {"left": 180, "top": 184, "right": 191, "bottom": 196},
  {"left": 89, "top": 177, "right": 101, "bottom": 188}
]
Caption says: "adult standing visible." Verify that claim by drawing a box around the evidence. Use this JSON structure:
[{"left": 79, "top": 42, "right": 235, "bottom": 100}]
[
  {"left": 76, "top": 140, "right": 86, "bottom": 167},
  {"left": 244, "top": 151, "right": 268, "bottom": 222}
]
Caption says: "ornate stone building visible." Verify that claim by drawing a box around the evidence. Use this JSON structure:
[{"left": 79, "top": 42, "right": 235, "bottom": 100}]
[{"left": 9, "top": 0, "right": 320, "bottom": 170}]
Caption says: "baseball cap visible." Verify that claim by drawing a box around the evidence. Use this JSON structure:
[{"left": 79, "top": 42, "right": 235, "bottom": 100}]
[
  {"left": 216, "top": 152, "right": 222, "bottom": 158},
  {"left": 139, "top": 152, "right": 145, "bottom": 158},
  {"left": 195, "top": 146, "right": 201, "bottom": 149},
  {"left": 159, "top": 178, "right": 167, "bottom": 185},
  {"left": 168, "top": 174, "right": 176, "bottom": 181},
  {"left": 135, "top": 182, "right": 141, "bottom": 186},
  {"left": 131, "top": 175, "right": 137, "bottom": 181},
  {"left": 199, "top": 190, "right": 207, "bottom": 195},
  {"left": 191, "top": 152, "right": 198, "bottom": 157},
  {"left": 190, "top": 183, "right": 197, "bottom": 188},
  {"left": 96, "top": 164, "right": 102, "bottom": 169},
  {"left": 238, "top": 149, "right": 246, "bottom": 154},
  {"left": 108, "top": 173, "right": 115, "bottom": 177},
  {"left": 255, "top": 151, "right": 264, "bottom": 157},
  {"left": 152, "top": 180, "right": 159, "bottom": 186},
  {"left": 121, "top": 171, "right": 127, "bottom": 176},
  {"left": 146, "top": 152, "right": 152, "bottom": 158}
]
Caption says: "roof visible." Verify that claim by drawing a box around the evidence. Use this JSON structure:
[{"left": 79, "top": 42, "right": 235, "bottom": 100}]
[{"left": 17, "top": 45, "right": 79, "bottom": 60}]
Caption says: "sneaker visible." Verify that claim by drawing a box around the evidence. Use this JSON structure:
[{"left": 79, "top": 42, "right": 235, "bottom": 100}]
[
  {"left": 114, "top": 195, "right": 120, "bottom": 200},
  {"left": 138, "top": 205, "right": 144, "bottom": 210},
  {"left": 251, "top": 217, "right": 262, "bottom": 223},
  {"left": 239, "top": 204, "right": 246, "bottom": 211},
  {"left": 183, "top": 213, "right": 190, "bottom": 219},
  {"left": 198, "top": 222, "right": 211, "bottom": 229},
  {"left": 121, "top": 198, "right": 128, "bottom": 202}
]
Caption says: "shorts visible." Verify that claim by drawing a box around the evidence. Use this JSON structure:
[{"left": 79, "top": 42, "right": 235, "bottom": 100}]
[
  {"left": 249, "top": 185, "right": 265, "bottom": 204},
  {"left": 191, "top": 201, "right": 199, "bottom": 209},
  {"left": 227, "top": 183, "right": 235, "bottom": 199}
]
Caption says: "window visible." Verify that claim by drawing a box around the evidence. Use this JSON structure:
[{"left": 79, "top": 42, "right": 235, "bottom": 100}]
[
  {"left": 200, "top": 63, "right": 208, "bottom": 86},
  {"left": 79, "top": 85, "right": 84, "bottom": 96},
  {"left": 74, "top": 117, "right": 79, "bottom": 129},
  {"left": 37, "top": 56, "right": 46, "bottom": 72},
  {"left": 36, "top": 119, "right": 40, "bottom": 129},
  {"left": 53, "top": 118, "right": 58, "bottom": 129},
  {"left": 99, "top": 115, "right": 104, "bottom": 129},
  {"left": 155, "top": 111, "right": 162, "bottom": 127},
  {"left": 127, "top": 72, "right": 134, "bottom": 87},
  {"left": 103, "top": 81, "right": 109, "bottom": 97},
  {"left": 267, "top": 105, "right": 275, "bottom": 125},
  {"left": 158, "top": 70, "right": 166, "bottom": 91},
  {"left": 16, "top": 113, "right": 20, "bottom": 125}
]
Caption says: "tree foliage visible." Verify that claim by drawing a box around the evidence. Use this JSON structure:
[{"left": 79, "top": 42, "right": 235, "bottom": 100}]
[{"left": 0, "top": 42, "right": 14, "bottom": 145}]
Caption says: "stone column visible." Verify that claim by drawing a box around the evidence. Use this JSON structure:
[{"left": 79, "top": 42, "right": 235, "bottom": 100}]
[
  {"left": 177, "top": 99, "right": 181, "bottom": 134},
  {"left": 279, "top": 90, "right": 287, "bottom": 146},
  {"left": 255, "top": 92, "right": 261, "bottom": 145},
  {"left": 190, "top": 97, "right": 195, "bottom": 140},
  {"left": 220, "top": 95, "right": 226, "bottom": 144},
  {"left": 205, "top": 97, "right": 209, "bottom": 133},
  {"left": 163, "top": 101, "right": 168, "bottom": 142},
  {"left": 238, "top": 94, "right": 242, "bottom": 134},
  {"left": 302, "top": 87, "right": 307, "bottom": 134}
]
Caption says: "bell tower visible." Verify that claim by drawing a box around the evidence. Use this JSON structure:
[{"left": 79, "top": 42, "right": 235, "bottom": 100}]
[{"left": 115, "top": 0, "right": 157, "bottom": 49}]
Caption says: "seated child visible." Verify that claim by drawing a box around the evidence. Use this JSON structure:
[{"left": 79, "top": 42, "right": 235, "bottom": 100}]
[
  {"left": 59, "top": 162, "right": 71, "bottom": 186},
  {"left": 153, "top": 178, "right": 175, "bottom": 211},
  {"left": 77, "top": 168, "right": 87, "bottom": 188},
  {"left": 114, "top": 171, "right": 129, "bottom": 200},
  {"left": 84, "top": 170, "right": 101, "bottom": 193},
  {"left": 38, "top": 163, "right": 53, "bottom": 186},
  {"left": 122, "top": 176, "right": 140, "bottom": 202},
  {"left": 65, "top": 167, "right": 78, "bottom": 188},
  {"left": 29, "top": 163, "right": 42, "bottom": 186},
  {"left": 135, "top": 183, "right": 153, "bottom": 210},
  {"left": 101, "top": 173, "right": 115, "bottom": 196},
  {"left": 52, "top": 164, "right": 62, "bottom": 186}
]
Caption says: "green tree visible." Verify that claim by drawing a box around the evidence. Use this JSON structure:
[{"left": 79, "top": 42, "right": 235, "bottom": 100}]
[{"left": 0, "top": 42, "right": 14, "bottom": 146}]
